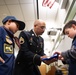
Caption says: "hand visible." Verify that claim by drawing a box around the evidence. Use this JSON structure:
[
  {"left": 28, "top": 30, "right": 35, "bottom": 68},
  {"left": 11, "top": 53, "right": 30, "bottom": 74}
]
[
  {"left": 54, "top": 52, "right": 61, "bottom": 55},
  {"left": 54, "top": 52, "right": 64, "bottom": 61},
  {"left": 43, "top": 58, "right": 58, "bottom": 65},
  {"left": 40, "top": 55, "right": 47, "bottom": 60},
  {"left": 40, "top": 55, "right": 58, "bottom": 65},
  {"left": 0, "top": 57, "right": 5, "bottom": 63},
  {"left": 58, "top": 55, "right": 64, "bottom": 61}
]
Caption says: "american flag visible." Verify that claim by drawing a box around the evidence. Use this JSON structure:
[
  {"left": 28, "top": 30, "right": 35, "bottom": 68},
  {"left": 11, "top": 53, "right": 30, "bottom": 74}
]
[{"left": 42, "top": 0, "right": 56, "bottom": 8}]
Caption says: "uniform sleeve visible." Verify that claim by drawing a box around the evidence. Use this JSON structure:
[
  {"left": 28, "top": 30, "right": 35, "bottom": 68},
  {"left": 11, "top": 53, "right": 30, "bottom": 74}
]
[
  {"left": 61, "top": 37, "right": 76, "bottom": 64},
  {"left": 0, "top": 27, "right": 3, "bottom": 56},
  {"left": 61, "top": 47, "right": 76, "bottom": 64},
  {"left": 18, "top": 31, "right": 41, "bottom": 66}
]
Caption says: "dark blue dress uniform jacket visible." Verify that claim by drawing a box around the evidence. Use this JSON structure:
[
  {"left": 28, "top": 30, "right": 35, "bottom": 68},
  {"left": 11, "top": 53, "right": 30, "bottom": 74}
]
[
  {"left": 68, "top": 36, "right": 76, "bottom": 75},
  {"left": 0, "top": 26, "right": 15, "bottom": 75},
  {"left": 13, "top": 30, "right": 45, "bottom": 75},
  {"left": 62, "top": 36, "right": 76, "bottom": 75}
]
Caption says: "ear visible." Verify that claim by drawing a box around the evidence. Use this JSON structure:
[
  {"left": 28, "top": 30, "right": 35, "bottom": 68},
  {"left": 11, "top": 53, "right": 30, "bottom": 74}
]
[
  {"left": 72, "top": 24, "right": 76, "bottom": 29},
  {"left": 34, "top": 24, "right": 37, "bottom": 27}
]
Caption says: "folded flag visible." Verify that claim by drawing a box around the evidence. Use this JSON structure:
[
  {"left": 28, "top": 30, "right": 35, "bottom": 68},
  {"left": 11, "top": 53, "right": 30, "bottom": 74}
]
[{"left": 42, "top": 54, "right": 58, "bottom": 61}]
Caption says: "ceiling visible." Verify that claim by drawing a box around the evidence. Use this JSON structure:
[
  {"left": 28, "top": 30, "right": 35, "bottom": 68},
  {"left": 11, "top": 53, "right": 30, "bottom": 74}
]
[
  {"left": 0, "top": 0, "right": 36, "bottom": 30},
  {"left": 0, "top": 0, "right": 62, "bottom": 29}
]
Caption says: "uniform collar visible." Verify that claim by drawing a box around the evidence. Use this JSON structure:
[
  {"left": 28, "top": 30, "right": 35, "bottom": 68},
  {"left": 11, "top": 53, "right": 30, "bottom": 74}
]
[
  {"left": 3, "top": 26, "right": 14, "bottom": 38},
  {"left": 32, "top": 29, "right": 39, "bottom": 37}
]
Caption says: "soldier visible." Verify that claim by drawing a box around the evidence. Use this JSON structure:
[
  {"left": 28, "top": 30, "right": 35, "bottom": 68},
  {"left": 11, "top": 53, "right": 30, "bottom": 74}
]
[
  {"left": 0, "top": 16, "right": 25, "bottom": 75},
  {"left": 13, "top": 19, "right": 57, "bottom": 75}
]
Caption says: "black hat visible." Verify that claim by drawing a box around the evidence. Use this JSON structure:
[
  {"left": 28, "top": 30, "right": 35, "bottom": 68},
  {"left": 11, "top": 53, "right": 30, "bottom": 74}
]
[{"left": 2, "top": 16, "right": 25, "bottom": 30}]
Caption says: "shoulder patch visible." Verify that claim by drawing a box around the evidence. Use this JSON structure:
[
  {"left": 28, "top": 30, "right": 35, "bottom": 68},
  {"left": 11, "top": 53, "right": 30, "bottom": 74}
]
[{"left": 19, "top": 37, "right": 24, "bottom": 44}]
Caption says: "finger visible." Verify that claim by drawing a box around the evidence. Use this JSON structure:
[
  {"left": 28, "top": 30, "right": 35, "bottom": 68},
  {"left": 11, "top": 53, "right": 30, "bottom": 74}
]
[
  {"left": 61, "top": 57, "right": 64, "bottom": 60},
  {"left": 54, "top": 52, "right": 60, "bottom": 55},
  {"left": 0, "top": 57, "right": 5, "bottom": 63}
]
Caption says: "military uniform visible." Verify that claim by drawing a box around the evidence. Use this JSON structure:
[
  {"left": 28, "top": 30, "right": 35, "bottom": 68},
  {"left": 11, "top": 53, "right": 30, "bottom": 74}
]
[
  {"left": 13, "top": 30, "right": 45, "bottom": 75},
  {"left": 62, "top": 36, "right": 76, "bottom": 75},
  {"left": 0, "top": 26, "right": 15, "bottom": 75}
]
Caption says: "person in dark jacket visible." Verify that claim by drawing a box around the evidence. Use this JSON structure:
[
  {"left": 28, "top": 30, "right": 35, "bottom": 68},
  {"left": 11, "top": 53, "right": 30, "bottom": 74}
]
[
  {"left": 13, "top": 19, "right": 57, "bottom": 75},
  {"left": 0, "top": 16, "right": 25, "bottom": 75},
  {"left": 54, "top": 20, "right": 76, "bottom": 75}
]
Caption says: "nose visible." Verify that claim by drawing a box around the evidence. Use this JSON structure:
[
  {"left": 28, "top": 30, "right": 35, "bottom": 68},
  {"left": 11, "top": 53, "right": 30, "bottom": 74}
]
[{"left": 43, "top": 28, "right": 45, "bottom": 31}]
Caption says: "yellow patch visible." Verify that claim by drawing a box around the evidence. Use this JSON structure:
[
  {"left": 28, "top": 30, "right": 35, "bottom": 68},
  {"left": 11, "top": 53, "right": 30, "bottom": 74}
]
[
  {"left": 6, "top": 35, "right": 10, "bottom": 39},
  {"left": 19, "top": 37, "right": 24, "bottom": 44},
  {"left": 6, "top": 38, "right": 12, "bottom": 44},
  {"left": 4, "top": 44, "right": 13, "bottom": 54},
  {"left": 6, "top": 35, "right": 12, "bottom": 44}
]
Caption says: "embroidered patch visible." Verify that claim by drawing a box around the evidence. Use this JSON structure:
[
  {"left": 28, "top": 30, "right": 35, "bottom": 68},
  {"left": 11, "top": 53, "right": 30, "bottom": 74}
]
[
  {"left": 6, "top": 35, "right": 12, "bottom": 44},
  {"left": 19, "top": 37, "right": 24, "bottom": 44},
  {"left": 4, "top": 44, "right": 13, "bottom": 54},
  {"left": 6, "top": 38, "right": 12, "bottom": 44},
  {"left": 6, "top": 35, "right": 10, "bottom": 39}
]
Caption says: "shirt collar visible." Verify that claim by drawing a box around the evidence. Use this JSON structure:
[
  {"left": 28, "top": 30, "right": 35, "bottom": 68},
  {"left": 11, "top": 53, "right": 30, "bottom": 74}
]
[{"left": 32, "top": 29, "right": 39, "bottom": 37}]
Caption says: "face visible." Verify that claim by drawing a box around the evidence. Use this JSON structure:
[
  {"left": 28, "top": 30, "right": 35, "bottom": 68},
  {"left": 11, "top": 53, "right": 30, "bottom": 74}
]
[
  {"left": 34, "top": 22, "right": 46, "bottom": 35},
  {"left": 65, "top": 27, "right": 76, "bottom": 39},
  {"left": 9, "top": 21, "right": 19, "bottom": 34}
]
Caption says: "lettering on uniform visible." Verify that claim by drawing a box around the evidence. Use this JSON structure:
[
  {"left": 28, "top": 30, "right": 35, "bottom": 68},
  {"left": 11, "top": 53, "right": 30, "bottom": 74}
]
[
  {"left": 19, "top": 37, "right": 24, "bottom": 44},
  {"left": 4, "top": 44, "right": 13, "bottom": 54}
]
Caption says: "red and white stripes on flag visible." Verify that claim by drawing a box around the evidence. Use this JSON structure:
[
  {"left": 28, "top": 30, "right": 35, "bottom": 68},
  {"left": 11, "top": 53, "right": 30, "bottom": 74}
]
[{"left": 42, "top": 0, "right": 56, "bottom": 8}]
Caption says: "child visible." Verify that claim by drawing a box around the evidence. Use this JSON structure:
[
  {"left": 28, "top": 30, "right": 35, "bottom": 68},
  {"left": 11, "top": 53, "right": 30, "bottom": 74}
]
[
  {"left": 54, "top": 20, "right": 76, "bottom": 75},
  {"left": 0, "top": 16, "right": 25, "bottom": 75}
]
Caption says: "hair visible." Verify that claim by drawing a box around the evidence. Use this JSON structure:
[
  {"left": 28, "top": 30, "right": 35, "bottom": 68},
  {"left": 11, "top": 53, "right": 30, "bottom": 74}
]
[{"left": 63, "top": 20, "right": 76, "bottom": 35}]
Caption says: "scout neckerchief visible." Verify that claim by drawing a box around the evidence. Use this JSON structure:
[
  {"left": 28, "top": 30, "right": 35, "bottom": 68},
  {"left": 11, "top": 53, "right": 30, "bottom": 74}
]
[{"left": 14, "top": 36, "right": 21, "bottom": 48}]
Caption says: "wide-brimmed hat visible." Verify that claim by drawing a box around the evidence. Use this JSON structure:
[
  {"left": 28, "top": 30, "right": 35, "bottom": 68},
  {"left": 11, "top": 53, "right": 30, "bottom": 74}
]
[{"left": 2, "top": 16, "right": 25, "bottom": 30}]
